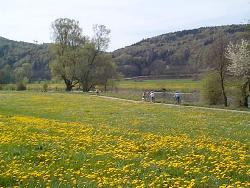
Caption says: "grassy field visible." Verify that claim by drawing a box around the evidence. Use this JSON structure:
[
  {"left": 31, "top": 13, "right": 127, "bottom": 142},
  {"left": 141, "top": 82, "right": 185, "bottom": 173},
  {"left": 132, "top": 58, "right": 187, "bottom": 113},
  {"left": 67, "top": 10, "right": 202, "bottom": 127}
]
[
  {"left": 116, "top": 79, "right": 200, "bottom": 92},
  {"left": 0, "top": 91, "right": 249, "bottom": 187},
  {"left": 0, "top": 79, "right": 200, "bottom": 92},
  {"left": 0, "top": 79, "right": 201, "bottom": 106}
]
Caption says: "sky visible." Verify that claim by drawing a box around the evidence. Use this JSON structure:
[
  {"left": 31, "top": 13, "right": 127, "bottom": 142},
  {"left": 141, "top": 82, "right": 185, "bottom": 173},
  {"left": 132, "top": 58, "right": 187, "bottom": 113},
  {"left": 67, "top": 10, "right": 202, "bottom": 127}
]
[{"left": 0, "top": 0, "right": 250, "bottom": 51}]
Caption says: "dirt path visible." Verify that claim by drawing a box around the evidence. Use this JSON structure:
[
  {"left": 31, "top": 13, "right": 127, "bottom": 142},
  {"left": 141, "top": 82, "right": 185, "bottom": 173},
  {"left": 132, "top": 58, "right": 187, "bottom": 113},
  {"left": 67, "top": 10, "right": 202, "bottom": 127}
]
[{"left": 97, "top": 95, "right": 250, "bottom": 114}]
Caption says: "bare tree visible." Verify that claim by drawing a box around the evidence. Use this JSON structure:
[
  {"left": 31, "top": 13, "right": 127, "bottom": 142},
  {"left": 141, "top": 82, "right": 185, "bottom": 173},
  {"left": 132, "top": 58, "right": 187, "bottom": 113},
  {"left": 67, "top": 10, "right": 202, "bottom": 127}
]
[{"left": 207, "top": 32, "right": 229, "bottom": 106}]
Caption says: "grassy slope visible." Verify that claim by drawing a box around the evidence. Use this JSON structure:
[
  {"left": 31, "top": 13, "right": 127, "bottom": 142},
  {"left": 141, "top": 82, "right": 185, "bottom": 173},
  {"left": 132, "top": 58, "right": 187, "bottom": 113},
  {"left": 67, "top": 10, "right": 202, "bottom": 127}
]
[{"left": 0, "top": 91, "right": 249, "bottom": 187}]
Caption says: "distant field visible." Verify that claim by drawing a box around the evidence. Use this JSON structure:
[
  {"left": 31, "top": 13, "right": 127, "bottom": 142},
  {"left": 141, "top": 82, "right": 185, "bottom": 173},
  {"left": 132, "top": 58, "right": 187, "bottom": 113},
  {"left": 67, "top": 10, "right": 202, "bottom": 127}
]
[
  {"left": 0, "top": 79, "right": 201, "bottom": 92},
  {"left": 117, "top": 79, "right": 200, "bottom": 92},
  {"left": 0, "top": 91, "right": 249, "bottom": 187},
  {"left": 0, "top": 83, "right": 65, "bottom": 91},
  {"left": 105, "top": 79, "right": 201, "bottom": 103}
]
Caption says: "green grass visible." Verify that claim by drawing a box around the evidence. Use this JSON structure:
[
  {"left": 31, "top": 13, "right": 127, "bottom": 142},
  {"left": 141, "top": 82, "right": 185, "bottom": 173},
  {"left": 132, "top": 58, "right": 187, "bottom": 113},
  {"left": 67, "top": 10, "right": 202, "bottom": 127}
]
[
  {"left": 102, "top": 79, "right": 201, "bottom": 104},
  {"left": 117, "top": 79, "right": 200, "bottom": 92},
  {"left": 0, "top": 91, "right": 248, "bottom": 140},
  {"left": 0, "top": 91, "right": 249, "bottom": 187},
  {"left": 1, "top": 79, "right": 200, "bottom": 92}
]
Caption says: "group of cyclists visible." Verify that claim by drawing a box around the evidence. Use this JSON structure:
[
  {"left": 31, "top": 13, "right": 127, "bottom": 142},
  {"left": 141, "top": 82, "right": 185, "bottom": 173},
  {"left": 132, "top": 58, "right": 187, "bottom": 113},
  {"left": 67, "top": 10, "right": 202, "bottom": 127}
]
[{"left": 142, "top": 91, "right": 181, "bottom": 104}]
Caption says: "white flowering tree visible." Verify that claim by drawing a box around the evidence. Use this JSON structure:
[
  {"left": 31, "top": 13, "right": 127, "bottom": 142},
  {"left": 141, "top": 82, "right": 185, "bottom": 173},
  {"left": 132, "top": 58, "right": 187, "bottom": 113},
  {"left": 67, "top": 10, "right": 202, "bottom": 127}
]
[{"left": 225, "top": 39, "right": 250, "bottom": 106}]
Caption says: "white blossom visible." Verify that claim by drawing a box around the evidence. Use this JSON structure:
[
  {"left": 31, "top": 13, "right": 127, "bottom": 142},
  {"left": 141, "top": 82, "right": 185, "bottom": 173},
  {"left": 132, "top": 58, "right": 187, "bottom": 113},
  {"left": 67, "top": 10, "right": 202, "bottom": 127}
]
[{"left": 225, "top": 39, "right": 250, "bottom": 79}]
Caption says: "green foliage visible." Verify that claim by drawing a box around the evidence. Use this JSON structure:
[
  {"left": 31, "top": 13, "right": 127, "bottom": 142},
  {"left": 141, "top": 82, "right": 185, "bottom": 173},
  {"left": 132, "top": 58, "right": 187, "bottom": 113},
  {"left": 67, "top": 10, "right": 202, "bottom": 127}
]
[
  {"left": 113, "top": 25, "right": 248, "bottom": 77},
  {"left": 14, "top": 63, "right": 31, "bottom": 83},
  {"left": 0, "top": 37, "right": 51, "bottom": 82},
  {"left": 21, "top": 62, "right": 32, "bottom": 81},
  {"left": 43, "top": 83, "right": 48, "bottom": 92},
  {"left": 0, "top": 25, "right": 248, "bottom": 82},
  {"left": 50, "top": 18, "right": 118, "bottom": 92},
  {"left": 229, "top": 85, "right": 242, "bottom": 107},
  {"left": 206, "top": 32, "right": 229, "bottom": 106},
  {"left": 201, "top": 72, "right": 222, "bottom": 105},
  {"left": 76, "top": 25, "right": 114, "bottom": 91},
  {"left": 50, "top": 18, "right": 85, "bottom": 91},
  {"left": 16, "top": 82, "right": 26, "bottom": 91}
]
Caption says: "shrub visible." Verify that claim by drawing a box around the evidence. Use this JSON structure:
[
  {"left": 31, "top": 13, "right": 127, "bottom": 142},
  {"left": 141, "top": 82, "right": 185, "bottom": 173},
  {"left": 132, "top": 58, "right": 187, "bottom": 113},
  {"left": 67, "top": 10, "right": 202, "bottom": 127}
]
[
  {"left": 43, "top": 83, "right": 48, "bottom": 92},
  {"left": 201, "top": 72, "right": 222, "bottom": 105},
  {"left": 229, "top": 86, "right": 242, "bottom": 107},
  {"left": 16, "top": 82, "right": 26, "bottom": 91},
  {"left": 4, "top": 84, "right": 16, "bottom": 90}
]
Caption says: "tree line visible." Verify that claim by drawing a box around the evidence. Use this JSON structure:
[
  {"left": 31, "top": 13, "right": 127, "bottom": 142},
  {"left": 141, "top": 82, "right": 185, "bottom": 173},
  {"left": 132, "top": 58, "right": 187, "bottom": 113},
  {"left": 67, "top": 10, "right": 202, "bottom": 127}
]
[
  {"left": 113, "top": 25, "right": 247, "bottom": 77},
  {"left": 0, "top": 24, "right": 247, "bottom": 86},
  {"left": 0, "top": 40, "right": 50, "bottom": 85}
]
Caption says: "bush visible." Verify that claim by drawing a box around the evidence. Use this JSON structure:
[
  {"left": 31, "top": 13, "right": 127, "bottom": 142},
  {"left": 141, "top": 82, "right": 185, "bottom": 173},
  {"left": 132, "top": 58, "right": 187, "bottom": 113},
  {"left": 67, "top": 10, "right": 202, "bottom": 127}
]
[
  {"left": 201, "top": 72, "right": 222, "bottom": 105},
  {"left": 229, "top": 87, "right": 242, "bottom": 107},
  {"left": 43, "top": 83, "right": 48, "bottom": 92},
  {"left": 4, "top": 84, "right": 16, "bottom": 90},
  {"left": 16, "top": 82, "right": 26, "bottom": 91}
]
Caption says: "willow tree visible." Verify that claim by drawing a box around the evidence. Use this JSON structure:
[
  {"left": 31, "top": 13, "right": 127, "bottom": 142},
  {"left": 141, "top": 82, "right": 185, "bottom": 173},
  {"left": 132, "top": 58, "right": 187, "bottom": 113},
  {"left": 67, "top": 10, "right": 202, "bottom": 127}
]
[
  {"left": 76, "top": 25, "right": 112, "bottom": 91},
  {"left": 50, "top": 18, "right": 85, "bottom": 91}
]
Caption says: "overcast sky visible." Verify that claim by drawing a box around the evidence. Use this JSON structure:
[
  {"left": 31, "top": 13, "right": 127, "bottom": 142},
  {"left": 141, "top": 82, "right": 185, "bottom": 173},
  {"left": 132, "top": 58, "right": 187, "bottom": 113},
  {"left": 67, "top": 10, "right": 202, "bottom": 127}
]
[{"left": 0, "top": 0, "right": 249, "bottom": 51}]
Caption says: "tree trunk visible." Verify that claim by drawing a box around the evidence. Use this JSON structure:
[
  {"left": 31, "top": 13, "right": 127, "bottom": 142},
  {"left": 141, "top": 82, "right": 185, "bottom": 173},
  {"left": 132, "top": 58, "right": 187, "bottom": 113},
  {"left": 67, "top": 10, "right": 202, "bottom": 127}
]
[
  {"left": 81, "top": 81, "right": 89, "bottom": 92},
  {"left": 241, "top": 81, "right": 248, "bottom": 107},
  {"left": 65, "top": 84, "right": 73, "bottom": 91},
  {"left": 64, "top": 79, "right": 73, "bottom": 92},
  {"left": 248, "top": 78, "right": 250, "bottom": 93},
  {"left": 220, "top": 71, "right": 227, "bottom": 107},
  {"left": 81, "top": 51, "right": 98, "bottom": 92},
  {"left": 104, "top": 83, "right": 107, "bottom": 92},
  {"left": 222, "top": 87, "right": 227, "bottom": 107},
  {"left": 82, "top": 86, "right": 88, "bottom": 92},
  {"left": 247, "top": 78, "right": 250, "bottom": 107}
]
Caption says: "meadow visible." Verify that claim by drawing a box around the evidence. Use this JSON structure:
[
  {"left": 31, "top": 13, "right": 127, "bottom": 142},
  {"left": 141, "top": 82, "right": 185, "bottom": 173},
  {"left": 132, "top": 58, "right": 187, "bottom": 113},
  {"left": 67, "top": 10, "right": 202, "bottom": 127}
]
[
  {"left": 116, "top": 79, "right": 200, "bottom": 92},
  {"left": 104, "top": 79, "right": 201, "bottom": 103},
  {"left": 0, "top": 91, "right": 249, "bottom": 187},
  {"left": 0, "top": 79, "right": 200, "bottom": 92}
]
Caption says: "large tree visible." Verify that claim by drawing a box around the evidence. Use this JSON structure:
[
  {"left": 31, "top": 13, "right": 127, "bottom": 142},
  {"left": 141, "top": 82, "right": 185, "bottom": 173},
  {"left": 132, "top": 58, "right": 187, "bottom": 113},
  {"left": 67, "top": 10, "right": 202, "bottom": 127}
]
[
  {"left": 94, "top": 54, "right": 119, "bottom": 91},
  {"left": 207, "top": 33, "right": 229, "bottom": 106},
  {"left": 21, "top": 62, "right": 32, "bottom": 81},
  {"left": 50, "top": 19, "right": 117, "bottom": 92},
  {"left": 50, "top": 18, "right": 85, "bottom": 91},
  {"left": 77, "top": 25, "right": 112, "bottom": 91},
  {"left": 226, "top": 39, "right": 250, "bottom": 106},
  {"left": 0, "top": 65, "right": 13, "bottom": 84}
]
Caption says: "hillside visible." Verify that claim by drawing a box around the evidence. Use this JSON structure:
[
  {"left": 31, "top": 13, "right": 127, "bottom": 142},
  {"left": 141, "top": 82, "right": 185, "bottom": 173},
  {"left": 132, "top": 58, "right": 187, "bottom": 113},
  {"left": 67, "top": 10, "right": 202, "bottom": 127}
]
[
  {"left": 0, "top": 24, "right": 248, "bottom": 82},
  {"left": 0, "top": 37, "right": 51, "bottom": 83},
  {"left": 112, "top": 24, "right": 248, "bottom": 78}
]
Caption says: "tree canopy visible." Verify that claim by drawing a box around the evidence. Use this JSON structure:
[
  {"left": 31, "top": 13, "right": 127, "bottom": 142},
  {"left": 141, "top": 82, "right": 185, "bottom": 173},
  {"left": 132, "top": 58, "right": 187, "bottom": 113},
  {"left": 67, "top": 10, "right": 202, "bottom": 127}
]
[{"left": 50, "top": 18, "right": 118, "bottom": 91}]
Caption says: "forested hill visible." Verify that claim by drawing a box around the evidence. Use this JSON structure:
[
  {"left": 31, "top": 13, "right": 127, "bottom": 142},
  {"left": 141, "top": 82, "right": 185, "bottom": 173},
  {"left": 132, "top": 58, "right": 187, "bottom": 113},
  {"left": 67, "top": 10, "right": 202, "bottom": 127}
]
[
  {"left": 0, "top": 37, "right": 50, "bottom": 83},
  {"left": 0, "top": 24, "right": 248, "bottom": 83},
  {"left": 112, "top": 24, "right": 248, "bottom": 78}
]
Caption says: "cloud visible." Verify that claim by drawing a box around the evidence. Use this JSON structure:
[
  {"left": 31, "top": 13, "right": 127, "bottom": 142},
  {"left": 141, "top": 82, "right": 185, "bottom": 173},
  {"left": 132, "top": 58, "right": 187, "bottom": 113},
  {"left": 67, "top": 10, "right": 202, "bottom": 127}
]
[{"left": 0, "top": 0, "right": 249, "bottom": 51}]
